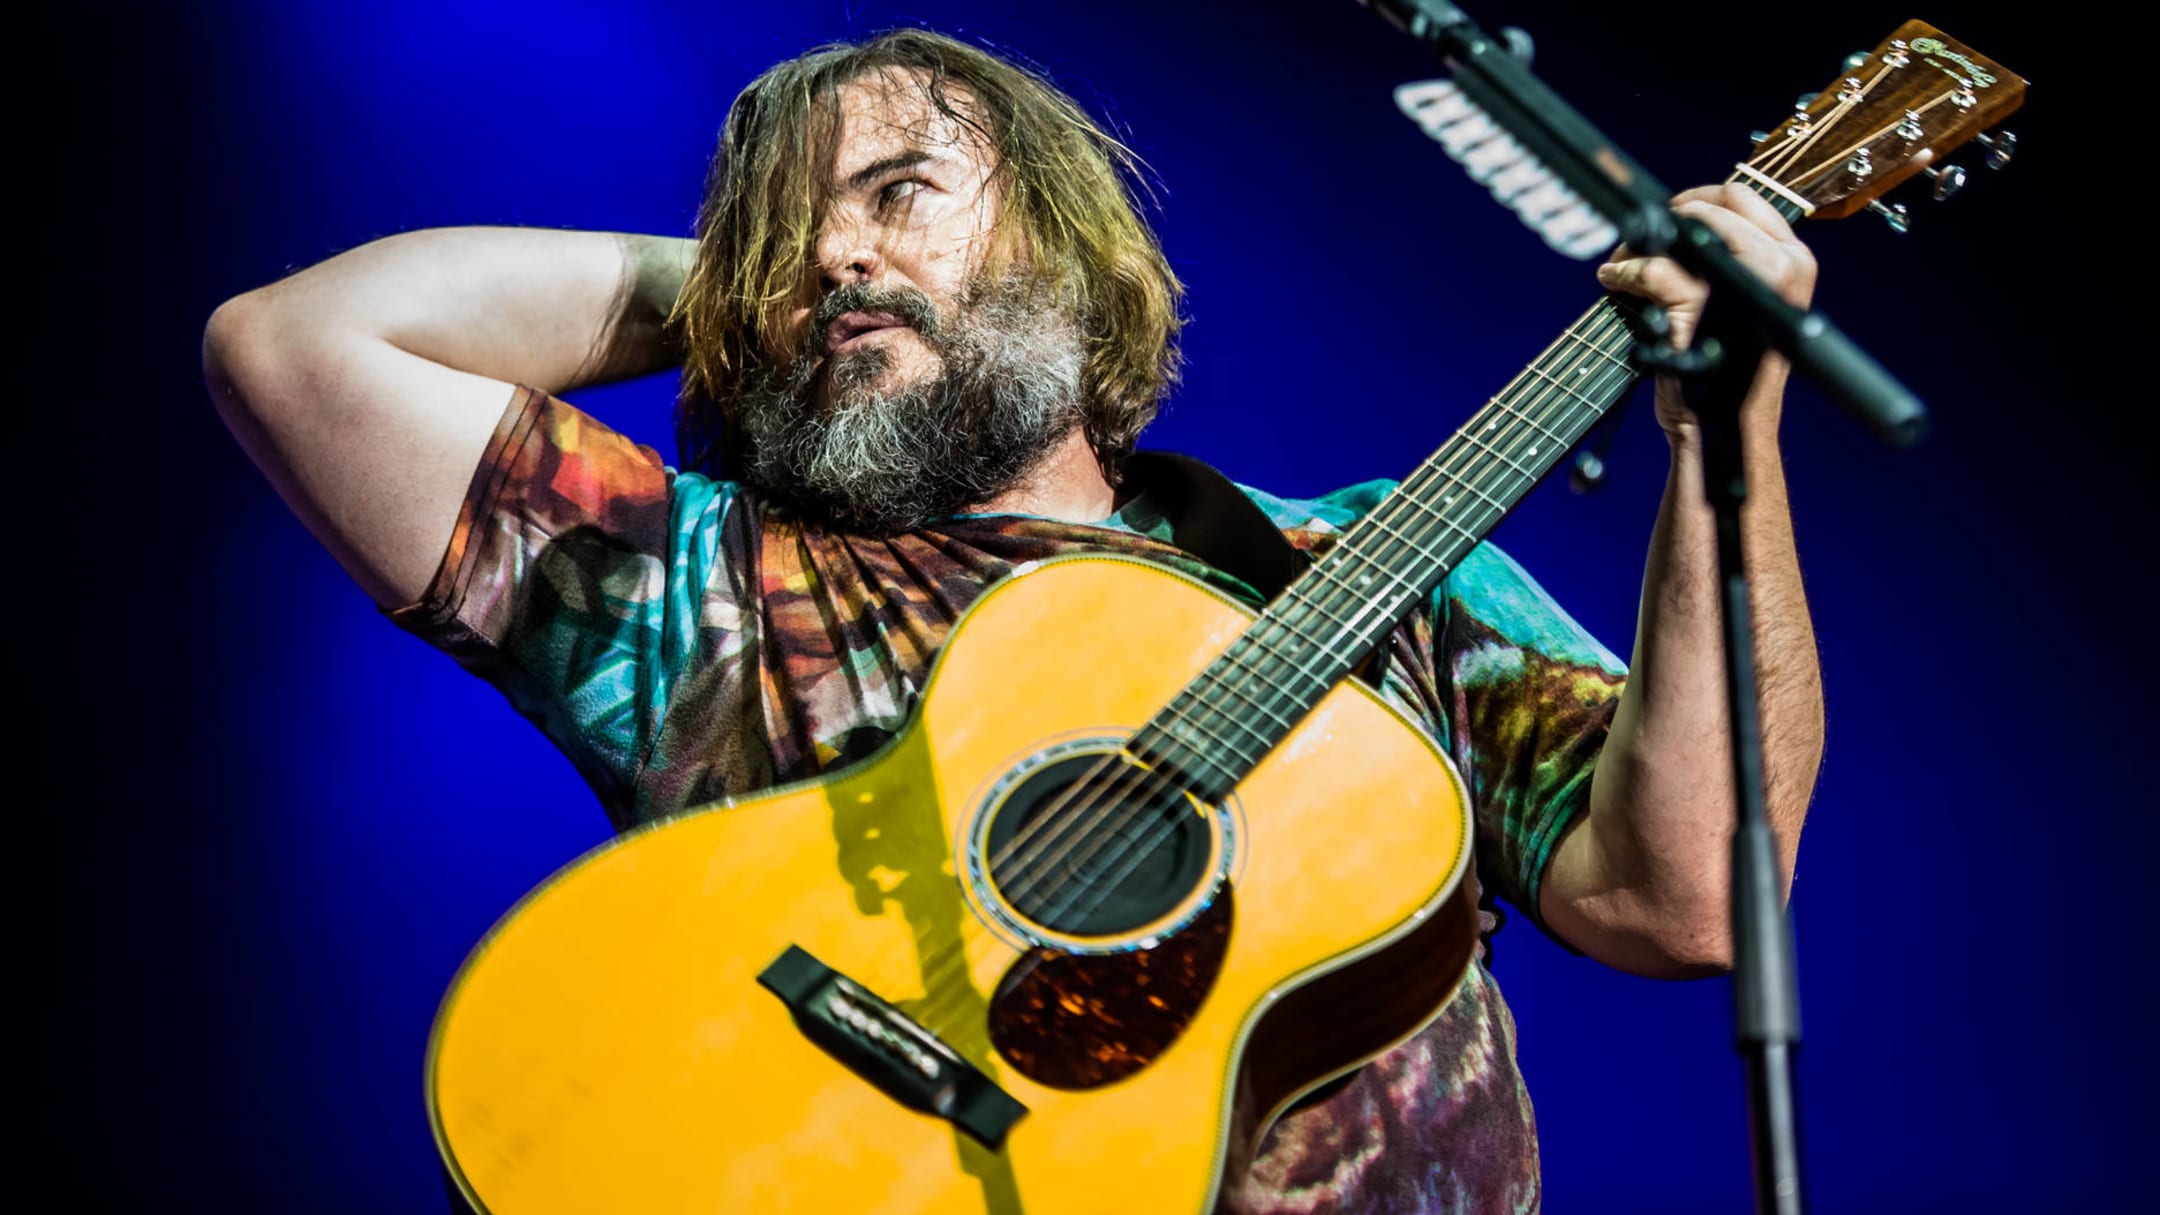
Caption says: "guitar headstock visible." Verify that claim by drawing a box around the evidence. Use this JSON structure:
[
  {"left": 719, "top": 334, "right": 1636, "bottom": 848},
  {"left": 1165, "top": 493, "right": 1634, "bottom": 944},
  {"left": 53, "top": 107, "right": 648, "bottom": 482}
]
[{"left": 1739, "top": 20, "right": 2025, "bottom": 221}]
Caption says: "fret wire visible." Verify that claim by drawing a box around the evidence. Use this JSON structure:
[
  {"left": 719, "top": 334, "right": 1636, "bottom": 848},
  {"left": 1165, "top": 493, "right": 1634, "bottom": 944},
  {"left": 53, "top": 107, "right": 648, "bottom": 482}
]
[
  {"left": 1535, "top": 321, "right": 1631, "bottom": 375},
  {"left": 1521, "top": 364, "right": 1603, "bottom": 410},
  {"left": 1133, "top": 736, "right": 1245, "bottom": 800},
  {"left": 1322, "top": 518, "right": 1435, "bottom": 599},
  {"left": 1179, "top": 647, "right": 1304, "bottom": 735},
  {"left": 1194, "top": 149, "right": 1660, "bottom": 773},
  {"left": 1274, "top": 346, "right": 1597, "bottom": 669},
  {"left": 1222, "top": 616, "right": 1351, "bottom": 697},
  {"left": 1318, "top": 308, "right": 1633, "bottom": 595},
  {"left": 1157, "top": 305, "right": 1644, "bottom": 782},
  {"left": 1168, "top": 696, "right": 1273, "bottom": 759},
  {"left": 1485, "top": 390, "right": 1573, "bottom": 446},
  {"left": 1143, "top": 710, "right": 1262, "bottom": 775},
  {"left": 1147, "top": 647, "right": 1317, "bottom": 747},
  {"left": 1560, "top": 319, "right": 1636, "bottom": 370},
  {"left": 1454, "top": 428, "right": 1540, "bottom": 482},
  {"left": 1303, "top": 310, "right": 1636, "bottom": 623},
  {"left": 1152, "top": 617, "right": 1326, "bottom": 731},
  {"left": 1381, "top": 488, "right": 1496, "bottom": 557},
  {"left": 1731, "top": 163, "right": 1813, "bottom": 218},
  {"left": 1044, "top": 303, "right": 1649, "bottom": 931},
  {"left": 1062, "top": 304, "right": 1648, "bottom": 934},
  {"left": 1280, "top": 555, "right": 1432, "bottom": 659}
]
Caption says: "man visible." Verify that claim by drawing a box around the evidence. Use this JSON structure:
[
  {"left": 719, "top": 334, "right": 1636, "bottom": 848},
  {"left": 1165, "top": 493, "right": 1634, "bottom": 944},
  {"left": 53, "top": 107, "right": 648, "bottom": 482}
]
[{"left": 203, "top": 28, "right": 1820, "bottom": 1214}]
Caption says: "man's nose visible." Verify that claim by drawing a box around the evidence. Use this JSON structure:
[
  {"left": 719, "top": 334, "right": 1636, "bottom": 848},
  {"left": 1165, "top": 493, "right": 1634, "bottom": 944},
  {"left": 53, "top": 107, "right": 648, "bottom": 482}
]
[{"left": 815, "top": 217, "right": 883, "bottom": 290}]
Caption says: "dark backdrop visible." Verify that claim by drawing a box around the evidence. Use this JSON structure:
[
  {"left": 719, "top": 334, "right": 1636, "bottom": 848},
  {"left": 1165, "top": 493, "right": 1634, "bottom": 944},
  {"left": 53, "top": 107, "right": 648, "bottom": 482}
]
[{"left": 42, "top": 2, "right": 2142, "bottom": 1212}]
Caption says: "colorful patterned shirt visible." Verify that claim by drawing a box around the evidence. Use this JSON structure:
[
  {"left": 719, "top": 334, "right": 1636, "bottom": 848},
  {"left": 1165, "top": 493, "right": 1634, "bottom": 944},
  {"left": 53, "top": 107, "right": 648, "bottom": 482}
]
[{"left": 394, "top": 386, "right": 1628, "bottom": 1214}]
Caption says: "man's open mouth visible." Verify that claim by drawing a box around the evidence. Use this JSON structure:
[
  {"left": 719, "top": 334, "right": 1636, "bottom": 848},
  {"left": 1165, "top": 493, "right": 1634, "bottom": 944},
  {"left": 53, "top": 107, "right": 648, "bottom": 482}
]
[{"left": 826, "top": 311, "right": 907, "bottom": 352}]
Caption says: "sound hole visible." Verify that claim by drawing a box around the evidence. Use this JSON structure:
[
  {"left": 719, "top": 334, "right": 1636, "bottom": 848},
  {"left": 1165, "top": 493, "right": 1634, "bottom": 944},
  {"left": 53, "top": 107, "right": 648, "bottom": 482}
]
[{"left": 983, "top": 751, "right": 1213, "bottom": 937}]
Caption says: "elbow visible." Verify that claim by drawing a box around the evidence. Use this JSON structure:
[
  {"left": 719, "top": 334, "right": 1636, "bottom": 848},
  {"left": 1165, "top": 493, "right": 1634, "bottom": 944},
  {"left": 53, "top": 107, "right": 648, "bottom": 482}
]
[
  {"left": 203, "top": 290, "right": 271, "bottom": 422},
  {"left": 1639, "top": 907, "right": 1736, "bottom": 977},
  {"left": 1550, "top": 878, "right": 1740, "bottom": 979},
  {"left": 1627, "top": 857, "right": 1806, "bottom": 978},
  {"left": 1598, "top": 871, "right": 1746, "bottom": 979},
  {"left": 204, "top": 285, "right": 323, "bottom": 439}
]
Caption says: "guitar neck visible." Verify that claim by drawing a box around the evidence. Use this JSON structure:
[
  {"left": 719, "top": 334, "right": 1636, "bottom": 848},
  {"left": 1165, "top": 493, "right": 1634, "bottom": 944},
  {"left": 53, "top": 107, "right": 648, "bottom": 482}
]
[
  {"left": 1132, "top": 293, "right": 1640, "bottom": 799},
  {"left": 1134, "top": 180, "right": 1804, "bottom": 800}
]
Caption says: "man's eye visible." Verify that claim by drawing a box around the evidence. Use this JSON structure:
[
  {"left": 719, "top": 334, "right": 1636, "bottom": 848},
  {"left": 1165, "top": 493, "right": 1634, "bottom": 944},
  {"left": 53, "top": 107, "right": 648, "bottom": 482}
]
[{"left": 878, "top": 179, "right": 926, "bottom": 210}]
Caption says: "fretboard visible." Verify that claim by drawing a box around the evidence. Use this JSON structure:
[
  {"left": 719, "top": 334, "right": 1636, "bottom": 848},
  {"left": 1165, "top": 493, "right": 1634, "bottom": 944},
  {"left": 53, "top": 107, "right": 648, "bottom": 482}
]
[{"left": 1130, "top": 180, "right": 1801, "bottom": 800}]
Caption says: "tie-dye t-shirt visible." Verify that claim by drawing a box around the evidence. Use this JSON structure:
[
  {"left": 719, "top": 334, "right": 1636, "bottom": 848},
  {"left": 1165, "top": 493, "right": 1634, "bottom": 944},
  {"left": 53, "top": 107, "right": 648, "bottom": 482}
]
[{"left": 394, "top": 386, "right": 1627, "bottom": 1214}]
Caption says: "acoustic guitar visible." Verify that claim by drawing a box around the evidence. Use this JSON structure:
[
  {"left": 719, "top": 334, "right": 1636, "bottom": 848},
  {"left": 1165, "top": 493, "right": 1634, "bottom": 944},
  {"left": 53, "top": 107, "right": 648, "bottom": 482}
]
[{"left": 429, "top": 23, "right": 2022, "bottom": 1213}]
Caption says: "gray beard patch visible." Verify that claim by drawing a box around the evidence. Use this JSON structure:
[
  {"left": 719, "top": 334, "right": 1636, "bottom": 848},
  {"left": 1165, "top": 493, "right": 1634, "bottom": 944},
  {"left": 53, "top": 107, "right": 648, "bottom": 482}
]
[{"left": 732, "top": 278, "right": 1086, "bottom": 535}]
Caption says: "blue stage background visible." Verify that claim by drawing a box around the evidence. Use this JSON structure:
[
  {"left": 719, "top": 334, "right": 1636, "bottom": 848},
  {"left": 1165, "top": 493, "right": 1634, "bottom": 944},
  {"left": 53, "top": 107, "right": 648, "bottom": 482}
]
[{"left": 54, "top": 2, "right": 2140, "bottom": 1211}]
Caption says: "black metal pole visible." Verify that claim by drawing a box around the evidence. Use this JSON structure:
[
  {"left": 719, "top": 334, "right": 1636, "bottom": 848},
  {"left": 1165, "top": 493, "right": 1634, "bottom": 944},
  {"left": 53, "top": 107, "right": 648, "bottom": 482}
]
[{"left": 1675, "top": 319, "right": 1806, "bottom": 1215}]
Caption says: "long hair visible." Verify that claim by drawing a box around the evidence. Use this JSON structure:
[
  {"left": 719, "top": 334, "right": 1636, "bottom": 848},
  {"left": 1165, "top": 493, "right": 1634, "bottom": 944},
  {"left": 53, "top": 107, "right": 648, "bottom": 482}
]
[{"left": 673, "top": 29, "right": 1183, "bottom": 482}]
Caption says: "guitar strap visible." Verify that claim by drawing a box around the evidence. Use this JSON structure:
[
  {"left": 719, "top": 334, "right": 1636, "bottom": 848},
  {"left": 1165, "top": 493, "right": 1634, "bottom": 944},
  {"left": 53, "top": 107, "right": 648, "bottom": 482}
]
[{"left": 1121, "top": 450, "right": 1310, "bottom": 604}]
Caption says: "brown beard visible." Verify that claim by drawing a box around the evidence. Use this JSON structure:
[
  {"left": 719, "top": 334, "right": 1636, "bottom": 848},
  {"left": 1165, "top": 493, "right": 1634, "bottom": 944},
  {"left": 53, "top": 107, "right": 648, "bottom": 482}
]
[{"left": 730, "top": 276, "right": 1086, "bottom": 536}]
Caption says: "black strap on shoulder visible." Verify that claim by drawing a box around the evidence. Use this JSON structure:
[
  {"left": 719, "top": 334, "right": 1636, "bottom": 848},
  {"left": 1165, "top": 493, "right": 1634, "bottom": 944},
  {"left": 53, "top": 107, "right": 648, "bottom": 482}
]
[
  {"left": 1124, "top": 450, "right": 1392, "bottom": 689},
  {"left": 1121, "top": 451, "right": 1309, "bottom": 604}
]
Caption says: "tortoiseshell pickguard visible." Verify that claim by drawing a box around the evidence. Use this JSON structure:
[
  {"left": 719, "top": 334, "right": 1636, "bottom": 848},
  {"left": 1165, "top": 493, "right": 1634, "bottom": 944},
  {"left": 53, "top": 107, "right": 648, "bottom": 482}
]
[{"left": 986, "top": 890, "right": 1234, "bottom": 1089}]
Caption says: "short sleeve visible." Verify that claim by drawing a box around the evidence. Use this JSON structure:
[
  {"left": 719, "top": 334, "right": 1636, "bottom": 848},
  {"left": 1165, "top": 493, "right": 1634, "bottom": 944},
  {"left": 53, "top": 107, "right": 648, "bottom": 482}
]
[
  {"left": 1237, "top": 478, "right": 1627, "bottom": 937},
  {"left": 388, "top": 385, "right": 738, "bottom": 827},
  {"left": 1435, "top": 543, "right": 1626, "bottom": 935}
]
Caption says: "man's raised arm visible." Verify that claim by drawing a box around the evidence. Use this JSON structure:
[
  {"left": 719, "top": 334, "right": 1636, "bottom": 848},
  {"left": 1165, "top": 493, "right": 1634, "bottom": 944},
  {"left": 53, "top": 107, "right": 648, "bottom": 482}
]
[{"left": 202, "top": 228, "right": 695, "bottom": 607}]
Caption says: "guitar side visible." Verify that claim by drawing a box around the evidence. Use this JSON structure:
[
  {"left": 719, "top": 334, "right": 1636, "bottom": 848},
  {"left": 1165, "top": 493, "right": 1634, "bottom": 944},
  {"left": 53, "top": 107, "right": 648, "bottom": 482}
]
[{"left": 430, "top": 553, "right": 1477, "bottom": 1214}]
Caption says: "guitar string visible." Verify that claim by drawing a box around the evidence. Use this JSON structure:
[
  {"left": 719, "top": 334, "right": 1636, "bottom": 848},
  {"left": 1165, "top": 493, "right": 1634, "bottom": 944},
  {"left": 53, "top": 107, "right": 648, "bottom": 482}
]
[
  {"left": 1787, "top": 91, "right": 1956, "bottom": 195},
  {"left": 906, "top": 169, "right": 1803, "bottom": 1038},
  {"left": 958, "top": 305, "right": 1637, "bottom": 916},
  {"left": 1129, "top": 320, "right": 1633, "bottom": 784},
  {"left": 911, "top": 241, "right": 1771, "bottom": 1037},
  {"left": 902, "top": 169, "right": 1809, "bottom": 1040},
  {"left": 1753, "top": 56, "right": 1970, "bottom": 208},
  {"left": 999, "top": 303, "right": 1638, "bottom": 910},
  {"left": 902, "top": 352, "right": 1620, "bottom": 1042},
  {"left": 950, "top": 304, "right": 1644, "bottom": 1000},
  {"left": 951, "top": 104, "right": 1817, "bottom": 918},
  {"left": 1014, "top": 162, "right": 1812, "bottom": 954},
  {"left": 1027, "top": 306, "right": 1647, "bottom": 934},
  {"left": 896, "top": 303, "right": 1642, "bottom": 1038},
  {"left": 1754, "top": 53, "right": 1889, "bottom": 179},
  {"left": 1035, "top": 173, "right": 1837, "bottom": 952}
]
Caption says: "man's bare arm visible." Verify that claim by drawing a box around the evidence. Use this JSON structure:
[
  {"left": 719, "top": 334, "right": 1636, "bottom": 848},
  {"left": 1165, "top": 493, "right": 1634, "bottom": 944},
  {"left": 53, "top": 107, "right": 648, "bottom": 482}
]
[
  {"left": 202, "top": 228, "right": 695, "bottom": 607},
  {"left": 1539, "top": 185, "right": 1826, "bottom": 978}
]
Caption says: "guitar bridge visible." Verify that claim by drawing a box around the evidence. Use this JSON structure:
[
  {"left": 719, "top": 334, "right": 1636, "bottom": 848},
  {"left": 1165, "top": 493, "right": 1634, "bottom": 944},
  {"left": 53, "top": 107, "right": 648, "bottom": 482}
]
[{"left": 757, "top": 945, "right": 1027, "bottom": 1149}]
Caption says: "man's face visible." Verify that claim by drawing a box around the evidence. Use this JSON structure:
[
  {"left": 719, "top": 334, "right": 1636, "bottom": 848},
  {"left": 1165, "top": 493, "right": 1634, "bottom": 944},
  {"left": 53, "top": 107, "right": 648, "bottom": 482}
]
[
  {"left": 733, "top": 71, "right": 1088, "bottom": 535},
  {"left": 784, "top": 71, "right": 1002, "bottom": 402}
]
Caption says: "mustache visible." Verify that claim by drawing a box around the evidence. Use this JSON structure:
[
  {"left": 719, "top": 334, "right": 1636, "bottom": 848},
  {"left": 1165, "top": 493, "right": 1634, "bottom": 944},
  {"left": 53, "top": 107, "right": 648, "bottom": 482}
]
[{"left": 804, "top": 282, "right": 946, "bottom": 361}]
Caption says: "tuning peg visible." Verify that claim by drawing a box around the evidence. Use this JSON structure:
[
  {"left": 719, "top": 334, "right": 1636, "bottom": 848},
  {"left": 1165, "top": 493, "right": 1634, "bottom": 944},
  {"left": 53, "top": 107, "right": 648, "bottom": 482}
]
[
  {"left": 1867, "top": 200, "right": 1910, "bottom": 233},
  {"left": 1843, "top": 51, "right": 1871, "bottom": 70},
  {"left": 1748, "top": 129, "right": 1770, "bottom": 145},
  {"left": 1794, "top": 92, "right": 1820, "bottom": 109},
  {"left": 1975, "top": 129, "right": 2017, "bottom": 169},
  {"left": 1924, "top": 165, "right": 1968, "bottom": 201}
]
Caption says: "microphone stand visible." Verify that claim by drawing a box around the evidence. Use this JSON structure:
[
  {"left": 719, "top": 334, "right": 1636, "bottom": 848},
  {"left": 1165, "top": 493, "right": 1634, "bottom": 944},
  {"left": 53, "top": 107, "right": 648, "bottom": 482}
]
[{"left": 1357, "top": 4, "right": 1931, "bottom": 1213}]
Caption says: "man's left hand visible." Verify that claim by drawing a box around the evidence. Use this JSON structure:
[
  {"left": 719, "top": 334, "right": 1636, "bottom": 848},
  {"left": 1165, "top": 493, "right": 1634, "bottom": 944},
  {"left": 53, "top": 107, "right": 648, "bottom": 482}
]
[{"left": 1594, "top": 183, "right": 1817, "bottom": 436}]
